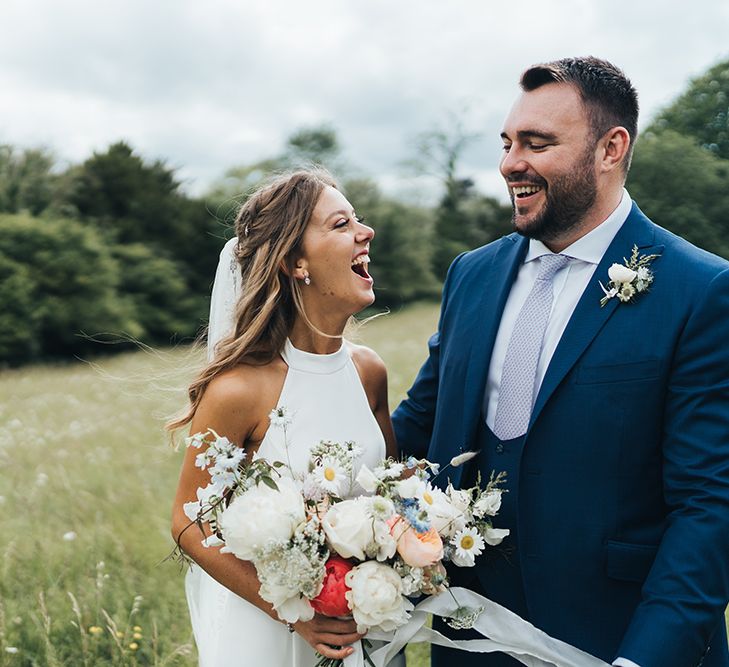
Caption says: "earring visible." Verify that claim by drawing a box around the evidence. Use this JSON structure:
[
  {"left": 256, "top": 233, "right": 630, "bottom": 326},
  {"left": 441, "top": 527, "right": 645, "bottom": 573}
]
[{"left": 303, "top": 272, "right": 311, "bottom": 286}]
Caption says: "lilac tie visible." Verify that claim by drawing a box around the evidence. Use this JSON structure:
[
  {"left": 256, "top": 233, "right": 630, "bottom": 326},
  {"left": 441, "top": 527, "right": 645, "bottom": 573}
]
[{"left": 492, "top": 254, "right": 570, "bottom": 440}]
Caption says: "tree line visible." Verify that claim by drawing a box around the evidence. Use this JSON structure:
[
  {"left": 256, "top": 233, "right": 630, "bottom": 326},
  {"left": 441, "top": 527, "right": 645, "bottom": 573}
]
[{"left": 1, "top": 57, "right": 728, "bottom": 366}]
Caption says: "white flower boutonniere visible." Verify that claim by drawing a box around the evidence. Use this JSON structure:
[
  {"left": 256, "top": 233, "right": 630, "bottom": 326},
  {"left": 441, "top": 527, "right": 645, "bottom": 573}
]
[{"left": 599, "top": 245, "right": 660, "bottom": 307}]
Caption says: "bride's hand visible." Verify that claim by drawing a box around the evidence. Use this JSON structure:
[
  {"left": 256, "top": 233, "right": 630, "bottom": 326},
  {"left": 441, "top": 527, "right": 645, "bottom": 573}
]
[{"left": 293, "top": 614, "right": 365, "bottom": 660}]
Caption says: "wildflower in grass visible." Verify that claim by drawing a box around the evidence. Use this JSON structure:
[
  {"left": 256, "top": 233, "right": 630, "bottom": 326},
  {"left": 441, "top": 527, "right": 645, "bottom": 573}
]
[
  {"left": 116, "top": 631, "right": 124, "bottom": 638},
  {"left": 129, "top": 642, "right": 139, "bottom": 650},
  {"left": 133, "top": 631, "right": 142, "bottom": 640},
  {"left": 133, "top": 625, "right": 142, "bottom": 632},
  {"left": 36, "top": 472, "right": 48, "bottom": 486},
  {"left": 5, "top": 647, "right": 19, "bottom": 654},
  {"left": 63, "top": 531, "right": 77, "bottom": 541},
  {"left": 89, "top": 626, "right": 103, "bottom": 636}
]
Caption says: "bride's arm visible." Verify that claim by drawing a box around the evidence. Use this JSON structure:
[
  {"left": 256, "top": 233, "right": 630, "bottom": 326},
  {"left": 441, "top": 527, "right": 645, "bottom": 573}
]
[{"left": 171, "top": 369, "right": 363, "bottom": 660}]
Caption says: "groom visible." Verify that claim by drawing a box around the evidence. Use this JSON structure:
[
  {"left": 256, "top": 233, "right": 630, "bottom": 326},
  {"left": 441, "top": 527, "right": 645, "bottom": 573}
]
[{"left": 393, "top": 57, "right": 729, "bottom": 667}]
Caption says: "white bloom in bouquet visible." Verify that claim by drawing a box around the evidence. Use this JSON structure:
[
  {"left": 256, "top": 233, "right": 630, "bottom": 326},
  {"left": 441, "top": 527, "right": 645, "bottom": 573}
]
[
  {"left": 355, "top": 464, "right": 380, "bottom": 493},
  {"left": 473, "top": 489, "right": 502, "bottom": 518},
  {"left": 183, "top": 482, "right": 226, "bottom": 522},
  {"left": 219, "top": 476, "right": 305, "bottom": 561},
  {"left": 258, "top": 577, "right": 316, "bottom": 624},
  {"left": 322, "top": 498, "right": 372, "bottom": 560},
  {"left": 450, "top": 527, "right": 485, "bottom": 567},
  {"left": 345, "top": 561, "right": 414, "bottom": 633},
  {"left": 374, "top": 461, "right": 405, "bottom": 480},
  {"left": 422, "top": 486, "right": 467, "bottom": 538},
  {"left": 446, "top": 484, "right": 472, "bottom": 519},
  {"left": 483, "top": 526, "right": 510, "bottom": 546},
  {"left": 311, "top": 457, "right": 346, "bottom": 495},
  {"left": 396, "top": 475, "right": 426, "bottom": 499}
]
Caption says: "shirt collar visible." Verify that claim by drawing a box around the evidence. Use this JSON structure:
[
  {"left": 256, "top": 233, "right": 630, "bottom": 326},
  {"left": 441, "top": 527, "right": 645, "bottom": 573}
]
[{"left": 525, "top": 188, "right": 632, "bottom": 265}]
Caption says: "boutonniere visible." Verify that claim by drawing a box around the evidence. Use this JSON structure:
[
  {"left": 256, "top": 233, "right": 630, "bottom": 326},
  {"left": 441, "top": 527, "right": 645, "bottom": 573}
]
[{"left": 599, "top": 245, "right": 660, "bottom": 307}]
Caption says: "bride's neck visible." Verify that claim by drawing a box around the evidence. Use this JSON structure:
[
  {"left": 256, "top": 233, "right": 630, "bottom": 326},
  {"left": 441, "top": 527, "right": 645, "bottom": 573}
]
[{"left": 288, "top": 318, "right": 346, "bottom": 355}]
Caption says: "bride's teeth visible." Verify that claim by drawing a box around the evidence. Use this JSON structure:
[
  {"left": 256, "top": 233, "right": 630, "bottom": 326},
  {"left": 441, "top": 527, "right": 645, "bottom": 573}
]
[{"left": 351, "top": 256, "right": 370, "bottom": 266}]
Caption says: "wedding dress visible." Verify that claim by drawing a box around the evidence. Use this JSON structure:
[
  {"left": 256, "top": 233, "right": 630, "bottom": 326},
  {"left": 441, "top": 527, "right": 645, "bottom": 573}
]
[{"left": 186, "top": 338, "right": 403, "bottom": 666}]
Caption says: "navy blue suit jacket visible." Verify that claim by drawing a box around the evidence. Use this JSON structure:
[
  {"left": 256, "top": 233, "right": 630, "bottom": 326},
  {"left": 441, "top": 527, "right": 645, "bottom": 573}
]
[{"left": 392, "top": 204, "right": 729, "bottom": 667}]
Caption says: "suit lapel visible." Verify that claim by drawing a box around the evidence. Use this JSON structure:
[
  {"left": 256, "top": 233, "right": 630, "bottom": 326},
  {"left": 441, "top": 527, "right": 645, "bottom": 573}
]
[
  {"left": 528, "top": 203, "right": 661, "bottom": 431},
  {"left": 459, "top": 235, "right": 528, "bottom": 450}
]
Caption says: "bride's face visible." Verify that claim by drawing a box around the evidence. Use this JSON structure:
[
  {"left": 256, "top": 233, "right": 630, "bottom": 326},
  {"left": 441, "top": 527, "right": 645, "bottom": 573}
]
[{"left": 296, "top": 186, "right": 375, "bottom": 316}]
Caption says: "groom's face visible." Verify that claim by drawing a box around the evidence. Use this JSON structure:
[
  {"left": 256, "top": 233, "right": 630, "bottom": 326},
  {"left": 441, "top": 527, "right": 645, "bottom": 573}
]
[{"left": 500, "top": 82, "right": 599, "bottom": 245}]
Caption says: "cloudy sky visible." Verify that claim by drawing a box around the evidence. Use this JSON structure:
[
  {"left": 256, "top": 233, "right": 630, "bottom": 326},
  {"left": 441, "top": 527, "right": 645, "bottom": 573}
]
[{"left": 2, "top": 0, "right": 728, "bottom": 202}]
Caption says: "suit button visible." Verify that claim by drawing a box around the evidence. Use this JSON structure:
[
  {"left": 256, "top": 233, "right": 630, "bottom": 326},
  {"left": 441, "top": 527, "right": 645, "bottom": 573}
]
[{"left": 495, "top": 443, "right": 504, "bottom": 454}]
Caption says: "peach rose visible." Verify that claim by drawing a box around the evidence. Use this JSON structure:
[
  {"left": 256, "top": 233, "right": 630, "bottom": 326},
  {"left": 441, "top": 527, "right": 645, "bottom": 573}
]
[{"left": 388, "top": 515, "right": 443, "bottom": 568}]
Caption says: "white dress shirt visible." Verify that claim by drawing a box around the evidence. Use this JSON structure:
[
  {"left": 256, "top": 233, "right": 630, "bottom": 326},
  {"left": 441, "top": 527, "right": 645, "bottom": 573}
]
[
  {"left": 483, "top": 188, "right": 640, "bottom": 667},
  {"left": 483, "top": 189, "right": 632, "bottom": 429}
]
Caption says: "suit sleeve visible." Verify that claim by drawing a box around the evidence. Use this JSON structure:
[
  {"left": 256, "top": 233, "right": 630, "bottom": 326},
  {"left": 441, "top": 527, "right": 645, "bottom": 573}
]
[
  {"left": 392, "top": 252, "right": 465, "bottom": 459},
  {"left": 618, "top": 267, "right": 729, "bottom": 666}
]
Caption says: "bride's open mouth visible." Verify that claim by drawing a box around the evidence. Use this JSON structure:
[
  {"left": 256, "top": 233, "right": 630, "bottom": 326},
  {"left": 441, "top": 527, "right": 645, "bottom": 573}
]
[{"left": 351, "top": 255, "right": 372, "bottom": 283}]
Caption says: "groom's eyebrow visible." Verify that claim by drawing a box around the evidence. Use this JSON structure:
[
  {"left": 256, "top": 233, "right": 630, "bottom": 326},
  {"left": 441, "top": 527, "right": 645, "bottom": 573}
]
[{"left": 501, "top": 130, "right": 558, "bottom": 142}]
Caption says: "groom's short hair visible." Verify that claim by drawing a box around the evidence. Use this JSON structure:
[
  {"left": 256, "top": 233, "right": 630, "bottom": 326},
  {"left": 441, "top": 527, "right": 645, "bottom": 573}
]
[{"left": 520, "top": 56, "right": 639, "bottom": 171}]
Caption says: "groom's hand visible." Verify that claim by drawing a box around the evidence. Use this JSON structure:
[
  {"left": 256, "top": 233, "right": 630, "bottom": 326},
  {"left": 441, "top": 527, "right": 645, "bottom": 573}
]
[{"left": 295, "top": 614, "right": 365, "bottom": 659}]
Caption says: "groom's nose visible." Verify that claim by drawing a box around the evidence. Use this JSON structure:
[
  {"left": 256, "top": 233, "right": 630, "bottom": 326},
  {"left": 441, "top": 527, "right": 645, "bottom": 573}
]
[{"left": 500, "top": 144, "right": 530, "bottom": 178}]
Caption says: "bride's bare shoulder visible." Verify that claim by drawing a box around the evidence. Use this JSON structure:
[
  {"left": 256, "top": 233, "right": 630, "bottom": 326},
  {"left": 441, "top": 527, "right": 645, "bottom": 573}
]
[{"left": 192, "top": 358, "right": 288, "bottom": 441}]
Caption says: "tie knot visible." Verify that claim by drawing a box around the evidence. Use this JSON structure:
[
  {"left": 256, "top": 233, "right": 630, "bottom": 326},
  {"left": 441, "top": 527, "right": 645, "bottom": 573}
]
[{"left": 536, "top": 254, "right": 570, "bottom": 281}]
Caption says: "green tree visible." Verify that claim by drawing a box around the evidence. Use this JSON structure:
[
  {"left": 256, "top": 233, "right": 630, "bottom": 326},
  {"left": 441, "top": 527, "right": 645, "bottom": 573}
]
[
  {"left": 111, "top": 244, "right": 204, "bottom": 343},
  {"left": 409, "top": 116, "right": 511, "bottom": 280},
  {"left": 650, "top": 59, "right": 729, "bottom": 160},
  {"left": 284, "top": 124, "right": 341, "bottom": 169},
  {"left": 0, "top": 214, "right": 140, "bottom": 364},
  {"left": 0, "top": 145, "right": 56, "bottom": 216},
  {"left": 627, "top": 130, "right": 729, "bottom": 259}
]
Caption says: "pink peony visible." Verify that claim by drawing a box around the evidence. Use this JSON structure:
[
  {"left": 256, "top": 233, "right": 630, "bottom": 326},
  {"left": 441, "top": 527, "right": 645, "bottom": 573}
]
[
  {"left": 311, "top": 556, "right": 353, "bottom": 617},
  {"left": 388, "top": 515, "right": 444, "bottom": 568}
]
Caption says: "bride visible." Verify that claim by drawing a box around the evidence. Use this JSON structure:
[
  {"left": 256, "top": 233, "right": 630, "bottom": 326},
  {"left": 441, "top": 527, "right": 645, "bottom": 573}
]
[{"left": 169, "top": 169, "right": 402, "bottom": 665}]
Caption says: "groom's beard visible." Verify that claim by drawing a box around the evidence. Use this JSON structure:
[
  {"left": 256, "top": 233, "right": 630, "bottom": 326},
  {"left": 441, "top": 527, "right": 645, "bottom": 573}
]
[{"left": 511, "top": 149, "right": 598, "bottom": 245}]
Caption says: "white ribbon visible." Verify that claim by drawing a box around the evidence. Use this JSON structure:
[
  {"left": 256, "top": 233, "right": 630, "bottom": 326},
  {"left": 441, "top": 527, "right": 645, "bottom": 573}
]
[{"left": 343, "top": 587, "right": 610, "bottom": 667}]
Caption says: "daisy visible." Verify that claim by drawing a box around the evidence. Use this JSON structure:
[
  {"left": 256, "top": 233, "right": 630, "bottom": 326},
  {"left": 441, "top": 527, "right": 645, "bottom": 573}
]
[
  {"left": 312, "top": 457, "right": 346, "bottom": 495},
  {"left": 451, "top": 527, "right": 485, "bottom": 566}
]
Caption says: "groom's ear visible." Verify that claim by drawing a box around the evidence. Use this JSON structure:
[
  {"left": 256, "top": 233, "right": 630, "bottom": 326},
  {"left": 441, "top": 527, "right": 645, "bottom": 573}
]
[{"left": 598, "top": 126, "right": 631, "bottom": 174}]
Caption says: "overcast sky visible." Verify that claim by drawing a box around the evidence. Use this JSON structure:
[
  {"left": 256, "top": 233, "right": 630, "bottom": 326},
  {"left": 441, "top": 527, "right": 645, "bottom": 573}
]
[{"left": 2, "top": 0, "right": 728, "bottom": 202}]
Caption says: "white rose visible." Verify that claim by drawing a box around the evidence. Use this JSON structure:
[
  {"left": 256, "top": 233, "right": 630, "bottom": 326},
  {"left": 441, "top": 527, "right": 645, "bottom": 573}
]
[
  {"left": 345, "top": 561, "right": 414, "bottom": 633},
  {"left": 322, "top": 498, "right": 373, "bottom": 561},
  {"left": 608, "top": 263, "right": 637, "bottom": 284},
  {"left": 473, "top": 490, "right": 502, "bottom": 518},
  {"left": 218, "top": 477, "right": 305, "bottom": 561}
]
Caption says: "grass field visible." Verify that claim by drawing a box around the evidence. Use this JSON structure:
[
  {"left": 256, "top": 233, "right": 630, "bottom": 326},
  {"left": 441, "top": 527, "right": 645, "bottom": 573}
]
[
  {"left": 0, "top": 303, "right": 439, "bottom": 666},
  {"left": 2, "top": 301, "right": 727, "bottom": 665}
]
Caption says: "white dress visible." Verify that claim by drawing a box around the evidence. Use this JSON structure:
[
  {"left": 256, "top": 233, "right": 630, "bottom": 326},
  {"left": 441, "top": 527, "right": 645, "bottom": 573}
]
[{"left": 185, "top": 339, "right": 401, "bottom": 666}]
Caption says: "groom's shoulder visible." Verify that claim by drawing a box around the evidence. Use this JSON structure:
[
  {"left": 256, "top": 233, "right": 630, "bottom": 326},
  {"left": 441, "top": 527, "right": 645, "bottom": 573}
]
[{"left": 637, "top": 206, "right": 729, "bottom": 280}]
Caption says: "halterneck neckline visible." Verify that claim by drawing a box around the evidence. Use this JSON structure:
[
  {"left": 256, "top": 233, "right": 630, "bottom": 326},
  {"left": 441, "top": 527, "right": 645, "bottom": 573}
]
[{"left": 282, "top": 338, "right": 349, "bottom": 374}]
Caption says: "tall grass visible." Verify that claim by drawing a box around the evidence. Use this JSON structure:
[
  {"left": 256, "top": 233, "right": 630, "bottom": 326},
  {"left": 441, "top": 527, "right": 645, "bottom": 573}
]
[{"left": 0, "top": 303, "right": 439, "bottom": 666}]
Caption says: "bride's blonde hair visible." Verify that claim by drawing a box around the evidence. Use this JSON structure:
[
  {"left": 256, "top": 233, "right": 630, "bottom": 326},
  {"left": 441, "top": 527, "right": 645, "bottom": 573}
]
[{"left": 167, "top": 168, "right": 337, "bottom": 432}]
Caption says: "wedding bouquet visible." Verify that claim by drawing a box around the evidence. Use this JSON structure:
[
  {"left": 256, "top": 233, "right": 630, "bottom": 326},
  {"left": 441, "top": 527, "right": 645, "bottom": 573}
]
[{"left": 177, "top": 407, "right": 508, "bottom": 666}]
